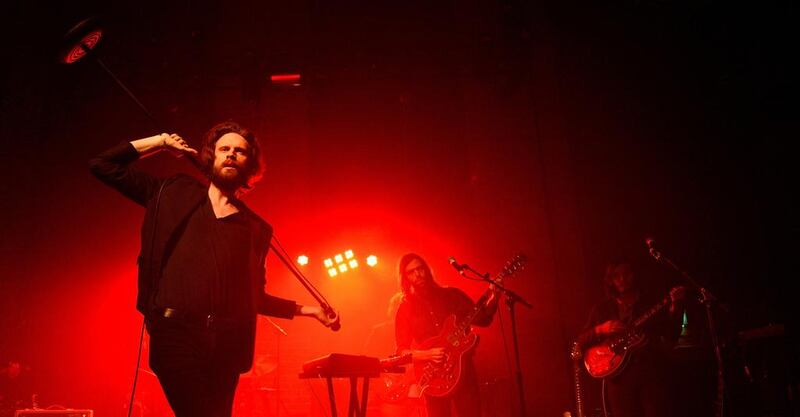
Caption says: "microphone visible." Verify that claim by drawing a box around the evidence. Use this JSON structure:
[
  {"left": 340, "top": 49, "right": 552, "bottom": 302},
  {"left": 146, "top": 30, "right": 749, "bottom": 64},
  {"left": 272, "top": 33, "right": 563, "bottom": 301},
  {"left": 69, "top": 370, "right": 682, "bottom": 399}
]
[
  {"left": 645, "top": 237, "right": 661, "bottom": 261},
  {"left": 448, "top": 256, "right": 466, "bottom": 275}
]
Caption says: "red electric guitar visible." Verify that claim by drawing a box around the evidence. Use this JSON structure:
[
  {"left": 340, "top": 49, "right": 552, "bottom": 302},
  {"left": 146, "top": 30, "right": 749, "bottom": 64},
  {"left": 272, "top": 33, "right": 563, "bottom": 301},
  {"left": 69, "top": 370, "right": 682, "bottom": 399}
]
[
  {"left": 582, "top": 294, "right": 672, "bottom": 378},
  {"left": 411, "top": 254, "right": 526, "bottom": 397}
]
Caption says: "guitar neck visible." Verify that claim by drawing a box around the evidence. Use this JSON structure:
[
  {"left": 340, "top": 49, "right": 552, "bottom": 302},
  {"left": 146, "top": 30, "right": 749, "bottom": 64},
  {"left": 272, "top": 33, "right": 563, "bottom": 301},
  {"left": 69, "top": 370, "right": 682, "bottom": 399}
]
[
  {"left": 570, "top": 343, "right": 586, "bottom": 417},
  {"left": 457, "top": 271, "right": 508, "bottom": 330},
  {"left": 632, "top": 296, "right": 670, "bottom": 328}
]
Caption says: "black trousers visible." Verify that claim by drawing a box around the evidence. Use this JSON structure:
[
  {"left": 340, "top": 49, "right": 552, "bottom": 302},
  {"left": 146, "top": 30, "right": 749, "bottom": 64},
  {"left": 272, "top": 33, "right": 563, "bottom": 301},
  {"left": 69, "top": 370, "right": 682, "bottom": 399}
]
[
  {"left": 606, "top": 353, "right": 672, "bottom": 417},
  {"left": 147, "top": 317, "right": 242, "bottom": 417}
]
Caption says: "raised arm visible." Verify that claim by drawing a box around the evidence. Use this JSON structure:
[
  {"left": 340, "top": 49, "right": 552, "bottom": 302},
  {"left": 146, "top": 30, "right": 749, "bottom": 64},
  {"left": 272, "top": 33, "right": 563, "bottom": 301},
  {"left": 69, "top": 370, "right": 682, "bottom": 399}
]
[{"left": 89, "top": 133, "right": 198, "bottom": 206}]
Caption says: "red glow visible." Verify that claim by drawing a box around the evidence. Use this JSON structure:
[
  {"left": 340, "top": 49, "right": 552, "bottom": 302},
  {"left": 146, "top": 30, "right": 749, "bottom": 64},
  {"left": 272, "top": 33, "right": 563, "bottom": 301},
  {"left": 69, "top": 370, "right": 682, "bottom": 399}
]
[
  {"left": 63, "top": 30, "right": 103, "bottom": 64},
  {"left": 270, "top": 74, "right": 301, "bottom": 84}
]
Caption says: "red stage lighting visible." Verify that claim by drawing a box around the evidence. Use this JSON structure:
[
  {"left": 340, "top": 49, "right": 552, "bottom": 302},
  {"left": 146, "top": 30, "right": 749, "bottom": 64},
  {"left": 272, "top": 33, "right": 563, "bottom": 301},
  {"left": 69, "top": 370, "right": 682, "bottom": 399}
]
[{"left": 270, "top": 74, "right": 301, "bottom": 86}]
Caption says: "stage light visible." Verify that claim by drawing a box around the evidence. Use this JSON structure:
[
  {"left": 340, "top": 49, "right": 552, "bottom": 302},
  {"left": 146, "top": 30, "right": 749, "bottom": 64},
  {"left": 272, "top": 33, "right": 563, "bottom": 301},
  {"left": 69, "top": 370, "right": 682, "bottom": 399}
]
[
  {"left": 324, "top": 258, "right": 334, "bottom": 268},
  {"left": 348, "top": 259, "right": 358, "bottom": 269},
  {"left": 334, "top": 254, "right": 344, "bottom": 264},
  {"left": 338, "top": 264, "right": 348, "bottom": 273},
  {"left": 297, "top": 255, "right": 309, "bottom": 266},
  {"left": 345, "top": 250, "right": 354, "bottom": 259},
  {"left": 327, "top": 268, "right": 338, "bottom": 277},
  {"left": 366, "top": 255, "right": 378, "bottom": 267},
  {"left": 270, "top": 74, "right": 302, "bottom": 87}
]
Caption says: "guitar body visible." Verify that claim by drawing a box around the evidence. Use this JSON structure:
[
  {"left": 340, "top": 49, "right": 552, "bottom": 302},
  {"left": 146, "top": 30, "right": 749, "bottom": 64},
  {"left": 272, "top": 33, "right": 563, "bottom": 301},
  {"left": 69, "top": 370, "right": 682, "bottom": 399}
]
[
  {"left": 583, "top": 330, "right": 648, "bottom": 378},
  {"left": 413, "top": 314, "right": 479, "bottom": 397}
]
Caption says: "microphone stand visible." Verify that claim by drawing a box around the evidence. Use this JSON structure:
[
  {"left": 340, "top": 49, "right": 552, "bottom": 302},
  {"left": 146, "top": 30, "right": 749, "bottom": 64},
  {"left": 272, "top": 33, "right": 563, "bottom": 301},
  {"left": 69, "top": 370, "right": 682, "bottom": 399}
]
[
  {"left": 462, "top": 264, "right": 532, "bottom": 417},
  {"left": 269, "top": 240, "right": 340, "bottom": 330},
  {"left": 648, "top": 247, "right": 726, "bottom": 417}
]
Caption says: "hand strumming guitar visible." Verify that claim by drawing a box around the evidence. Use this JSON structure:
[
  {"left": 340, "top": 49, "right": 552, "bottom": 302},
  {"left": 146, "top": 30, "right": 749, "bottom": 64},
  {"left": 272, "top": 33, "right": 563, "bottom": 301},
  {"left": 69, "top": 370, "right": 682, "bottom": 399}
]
[
  {"left": 401, "top": 347, "right": 446, "bottom": 362},
  {"left": 594, "top": 320, "right": 627, "bottom": 336}
]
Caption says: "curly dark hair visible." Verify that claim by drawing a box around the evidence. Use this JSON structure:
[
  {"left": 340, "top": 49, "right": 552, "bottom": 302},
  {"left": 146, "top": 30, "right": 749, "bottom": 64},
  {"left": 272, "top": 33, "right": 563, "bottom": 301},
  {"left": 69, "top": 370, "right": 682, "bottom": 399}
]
[{"left": 199, "top": 121, "right": 264, "bottom": 191}]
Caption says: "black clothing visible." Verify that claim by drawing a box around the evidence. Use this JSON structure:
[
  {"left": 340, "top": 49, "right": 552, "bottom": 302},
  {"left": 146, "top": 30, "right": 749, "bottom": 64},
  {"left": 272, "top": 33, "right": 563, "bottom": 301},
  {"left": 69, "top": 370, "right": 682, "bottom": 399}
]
[
  {"left": 157, "top": 197, "right": 253, "bottom": 318},
  {"left": 90, "top": 142, "right": 297, "bottom": 417},
  {"left": 395, "top": 286, "right": 494, "bottom": 417},
  {"left": 395, "top": 287, "right": 493, "bottom": 352},
  {"left": 577, "top": 292, "right": 680, "bottom": 417}
]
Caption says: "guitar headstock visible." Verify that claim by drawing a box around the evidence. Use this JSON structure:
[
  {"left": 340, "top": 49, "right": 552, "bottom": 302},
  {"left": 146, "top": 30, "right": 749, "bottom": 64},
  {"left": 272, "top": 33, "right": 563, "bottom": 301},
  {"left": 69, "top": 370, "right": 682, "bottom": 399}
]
[
  {"left": 500, "top": 253, "right": 527, "bottom": 277},
  {"left": 570, "top": 341, "right": 583, "bottom": 360}
]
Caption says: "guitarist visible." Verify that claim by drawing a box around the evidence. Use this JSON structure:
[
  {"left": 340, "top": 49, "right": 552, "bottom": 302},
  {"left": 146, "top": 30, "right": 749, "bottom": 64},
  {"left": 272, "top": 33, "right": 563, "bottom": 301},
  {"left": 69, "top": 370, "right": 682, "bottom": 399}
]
[
  {"left": 394, "top": 253, "right": 500, "bottom": 417},
  {"left": 576, "top": 259, "right": 685, "bottom": 417}
]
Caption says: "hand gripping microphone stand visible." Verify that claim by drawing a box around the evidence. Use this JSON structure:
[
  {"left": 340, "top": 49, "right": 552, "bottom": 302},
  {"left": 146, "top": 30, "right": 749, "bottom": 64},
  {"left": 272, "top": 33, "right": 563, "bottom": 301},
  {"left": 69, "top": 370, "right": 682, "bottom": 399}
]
[
  {"left": 269, "top": 237, "right": 341, "bottom": 331},
  {"left": 458, "top": 260, "right": 531, "bottom": 417},
  {"left": 646, "top": 239, "right": 726, "bottom": 417}
]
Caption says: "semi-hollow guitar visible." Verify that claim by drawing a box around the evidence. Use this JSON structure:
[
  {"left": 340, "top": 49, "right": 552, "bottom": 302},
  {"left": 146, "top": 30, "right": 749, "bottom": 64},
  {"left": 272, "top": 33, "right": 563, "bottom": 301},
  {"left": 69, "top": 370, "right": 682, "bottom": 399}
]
[{"left": 583, "top": 295, "right": 671, "bottom": 378}]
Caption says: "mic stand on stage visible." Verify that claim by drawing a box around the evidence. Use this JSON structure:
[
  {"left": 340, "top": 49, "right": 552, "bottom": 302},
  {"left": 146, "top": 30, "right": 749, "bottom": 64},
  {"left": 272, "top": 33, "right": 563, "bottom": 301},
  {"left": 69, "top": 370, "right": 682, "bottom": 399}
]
[
  {"left": 648, "top": 245, "right": 727, "bottom": 417},
  {"left": 462, "top": 265, "right": 532, "bottom": 417}
]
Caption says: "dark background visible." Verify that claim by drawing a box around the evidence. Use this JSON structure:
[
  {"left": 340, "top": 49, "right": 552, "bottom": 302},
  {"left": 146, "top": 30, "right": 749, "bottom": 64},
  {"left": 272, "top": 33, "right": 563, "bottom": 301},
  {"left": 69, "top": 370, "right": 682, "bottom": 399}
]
[{"left": 1, "top": 1, "right": 796, "bottom": 416}]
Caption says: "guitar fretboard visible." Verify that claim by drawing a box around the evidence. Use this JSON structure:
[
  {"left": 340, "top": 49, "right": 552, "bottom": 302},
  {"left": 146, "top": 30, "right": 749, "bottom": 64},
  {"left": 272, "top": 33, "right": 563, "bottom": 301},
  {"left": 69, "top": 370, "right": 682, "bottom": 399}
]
[{"left": 632, "top": 296, "right": 670, "bottom": 328}]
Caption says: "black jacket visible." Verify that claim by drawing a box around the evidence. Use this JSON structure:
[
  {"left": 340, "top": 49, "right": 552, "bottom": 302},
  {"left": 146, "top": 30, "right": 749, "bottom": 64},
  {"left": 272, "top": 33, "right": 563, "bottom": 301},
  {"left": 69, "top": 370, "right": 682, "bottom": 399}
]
[{"left": 89, "top": 142, "right": 296, "bottom": 370}]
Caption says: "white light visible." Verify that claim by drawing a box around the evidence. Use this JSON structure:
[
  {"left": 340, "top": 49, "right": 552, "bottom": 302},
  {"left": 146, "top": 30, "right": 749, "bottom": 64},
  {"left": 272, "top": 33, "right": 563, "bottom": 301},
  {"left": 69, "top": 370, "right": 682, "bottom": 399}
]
[
  {"left": 324, "top": 258, "right": 334, "bottom": 268},
  {"left": 366, "top": 255, "right": 378, "bottom": 267},
  {"left": 328, "top": 268, "right": 338, "bottom": 277},
  {"left": 338, "top": 264, "right": 348, "bottom": 273},
  {"left": 348, "top": 259, "right": 358, "bottom": 269},
  {"left": 297, "top": 255, "right": 309, "bottom": 266},
  {"left": 345, "top": 249, "right": 354, "bottom": 259},
  {"left": 334, "top": 254, "right": 344, "bottom": 264}
]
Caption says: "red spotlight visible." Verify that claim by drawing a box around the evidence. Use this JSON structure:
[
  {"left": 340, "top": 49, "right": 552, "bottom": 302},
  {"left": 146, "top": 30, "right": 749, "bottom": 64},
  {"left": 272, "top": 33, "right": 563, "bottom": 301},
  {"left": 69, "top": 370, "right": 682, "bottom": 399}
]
[
  {"left": 270, "top": 74, "right": 301, "bottom": 86},
  {"left": 60, "top": 18, "right": 104, "bottom": 64}
]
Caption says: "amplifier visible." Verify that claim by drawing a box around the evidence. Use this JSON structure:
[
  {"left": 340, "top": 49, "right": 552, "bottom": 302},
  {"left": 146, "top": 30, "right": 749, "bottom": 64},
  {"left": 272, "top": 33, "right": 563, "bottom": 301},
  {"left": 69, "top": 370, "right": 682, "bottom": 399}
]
[{"left": 14, "top": 410, "right": 93, "bottom": 417}]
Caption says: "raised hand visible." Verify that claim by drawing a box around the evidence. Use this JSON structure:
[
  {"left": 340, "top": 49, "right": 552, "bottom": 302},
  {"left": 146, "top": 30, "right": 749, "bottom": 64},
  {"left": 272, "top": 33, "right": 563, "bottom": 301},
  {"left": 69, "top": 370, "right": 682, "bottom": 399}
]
[{"left": 160, "top": 133, "right": 198, "bottom": 158}]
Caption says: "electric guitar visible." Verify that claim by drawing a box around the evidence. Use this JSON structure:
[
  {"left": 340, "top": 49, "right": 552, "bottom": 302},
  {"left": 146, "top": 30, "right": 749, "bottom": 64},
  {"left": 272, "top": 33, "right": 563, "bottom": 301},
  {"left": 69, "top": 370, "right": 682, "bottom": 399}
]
[
  {"left": 411, "top": 254, "right": 526, "bottom": 397},
  {"left": 582, "top": 294, "right": 671, "bottom": 378}
]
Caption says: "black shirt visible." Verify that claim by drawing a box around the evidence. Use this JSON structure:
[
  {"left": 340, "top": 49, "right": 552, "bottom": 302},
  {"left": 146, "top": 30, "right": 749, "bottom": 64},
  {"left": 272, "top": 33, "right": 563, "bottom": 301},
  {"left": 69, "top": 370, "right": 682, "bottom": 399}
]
[{"left": 156, "top": 197, "right": 254, "bottom": 318}]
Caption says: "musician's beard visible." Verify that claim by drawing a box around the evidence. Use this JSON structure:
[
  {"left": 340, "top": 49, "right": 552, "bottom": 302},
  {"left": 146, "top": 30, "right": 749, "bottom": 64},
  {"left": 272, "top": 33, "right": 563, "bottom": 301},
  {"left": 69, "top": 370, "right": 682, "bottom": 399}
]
[
  {"left": 210, "top": 164, "right": 248, "bottom": 192},
  {"left": 411, "top": 281, "right": 433, "bottom": 298}
]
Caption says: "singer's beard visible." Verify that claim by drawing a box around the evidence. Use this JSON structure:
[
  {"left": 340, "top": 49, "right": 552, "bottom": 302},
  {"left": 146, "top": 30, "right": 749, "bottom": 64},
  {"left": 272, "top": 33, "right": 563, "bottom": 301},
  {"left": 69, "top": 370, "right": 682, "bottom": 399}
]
[{"left": 210, "top": 165, "right": 248, "bottom": 193}]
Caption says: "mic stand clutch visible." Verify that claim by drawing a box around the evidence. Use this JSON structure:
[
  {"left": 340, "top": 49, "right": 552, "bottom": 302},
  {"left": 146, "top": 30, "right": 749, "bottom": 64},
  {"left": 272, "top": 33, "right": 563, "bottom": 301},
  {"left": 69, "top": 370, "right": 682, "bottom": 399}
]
[
  {"left": 647, "top": 243, "right": 727, "bottom": 417},
  {"left": 464, "top": 268, "right": 531, "bottom": 417}
]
